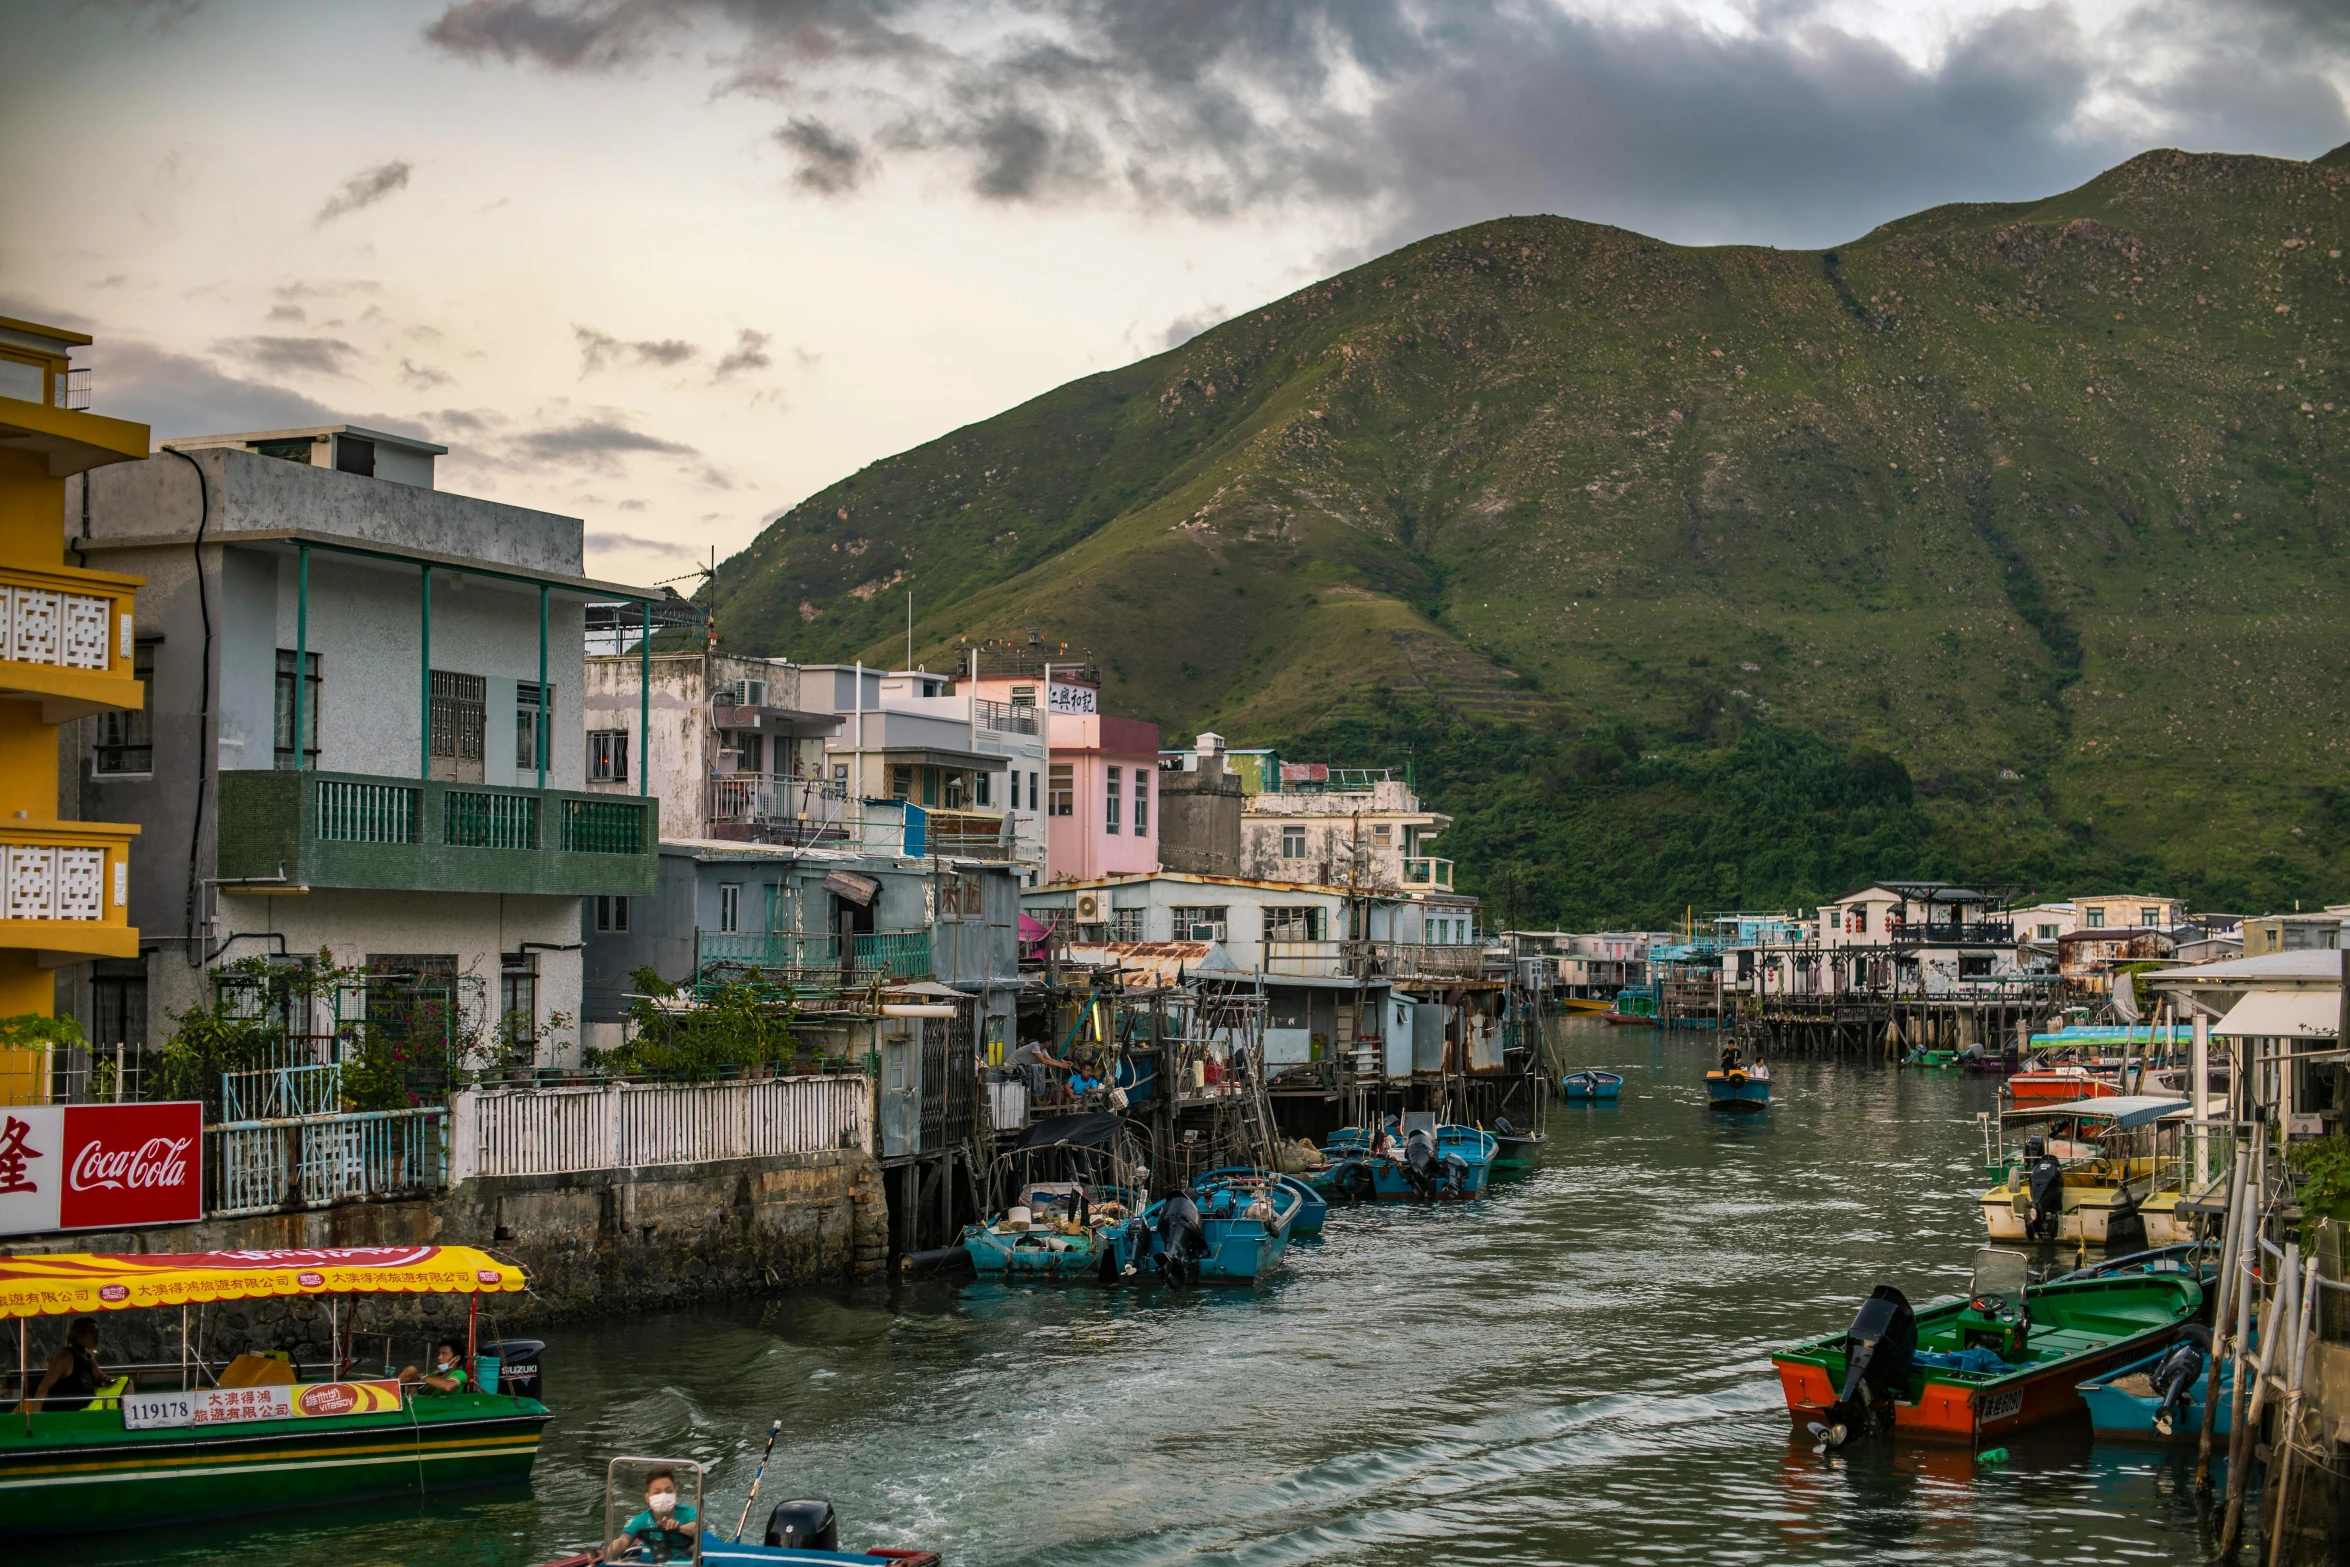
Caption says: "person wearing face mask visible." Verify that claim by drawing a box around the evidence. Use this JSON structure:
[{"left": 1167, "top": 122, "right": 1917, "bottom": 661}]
[
  {"left": 395, "top": 1340, "right": 470, "bottom": 1394},
  {"left": 609, "top": 1470, "right": 699, "bottom": 1562}
]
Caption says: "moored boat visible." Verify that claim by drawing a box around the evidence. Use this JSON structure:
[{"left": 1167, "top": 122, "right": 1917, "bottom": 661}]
[
  {"left": 2078, "top": 1330, "right": 2229, "bottom": 1443},
  {"left": 1308, "top": 1123, "right": 1497, "bottom": 1202},
  {"left": 1562, "top": 1070, "right": 1623, "bottom": 1101},
  {"left": 1600, "top": 988, "right": 1658, "bottom": 1026},
  {"left": 1774, "top": 1248, "right": 2202, "bottom": 1448},
  {"left": 1488, "top": 1117, "right": 1548, "bottom": 1177},
  {"left": 958, "top": 1181, "right": 1142, "bottom": 1279},
  {"left": 1977, "top": 1095, "right": 2188, "bottom": 1246},
  {"left": 1129, "top": 1172, "right": 1302, "bottom": 1283},
  {"left": 1205, "top": 1166, "right": 1326, "bottom": 1236},
  {"left": 0, "top": 1247, "right": 549, "bottom": 1535}
]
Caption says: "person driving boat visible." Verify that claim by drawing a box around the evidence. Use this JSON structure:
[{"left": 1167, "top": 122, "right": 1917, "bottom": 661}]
[{"left": 609, "top": 1469, "right": 699, "bottom": 1561}]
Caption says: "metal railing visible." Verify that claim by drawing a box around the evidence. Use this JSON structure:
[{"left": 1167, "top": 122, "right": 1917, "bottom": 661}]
[
  {"left": 974, "top": 698, "right": 1041, "bottom": 735},
  {"left": 708, "top": 773, "right": 849, "bottom": 826},
  {"left": 695, "top": 928, "right": 934, "bottom": 984},
  {"left": 220, "top": 1062, "right": 343, "bottom": 1122},
  {"left": 925, "top": 810, "right": 1013, "bottom": 860},
  {"left": 317, "top": 779, "right": 419, "bottom": 843},
  {"left": 562, "top": 797, "right": 647, "bottom": 853},
  {"left": 445, "top": 789, "right": 539, "bottom": 849},
  {"left": 1260, "top": 939, "right": 1491, "bottom": 981},
  {"left": 450, "top": 1075, "right": 871, "bottom": 1178},
  {"left": 206, "top": 1108, "right": 448, "bottom": 1217},
  {"left": 1886, "top": 921, "right": 2016, "bottom": 946}
]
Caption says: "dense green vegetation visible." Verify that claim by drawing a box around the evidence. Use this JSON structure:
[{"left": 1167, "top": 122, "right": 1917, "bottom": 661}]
[{"left": 710, "top": 142, "right": 2350, "bottom": 912}]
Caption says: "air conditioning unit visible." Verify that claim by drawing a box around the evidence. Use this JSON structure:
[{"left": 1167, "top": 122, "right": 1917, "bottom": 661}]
[
  {"left": 1076, "top": 894, "right": 1100, "bottom": 919},
  {"left": 739, "top": 679, "right": 768, "bottom": 708}
]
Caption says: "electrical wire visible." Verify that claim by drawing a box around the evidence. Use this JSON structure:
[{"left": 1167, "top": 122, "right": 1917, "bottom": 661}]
[{"left": 161, "top": 448, "right": 213, "bottom": 968}]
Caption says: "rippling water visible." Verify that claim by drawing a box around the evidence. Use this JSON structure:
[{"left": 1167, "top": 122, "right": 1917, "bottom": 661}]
[{"left": 64, "top": 1022, "right": 2220, "bottom": 1565}]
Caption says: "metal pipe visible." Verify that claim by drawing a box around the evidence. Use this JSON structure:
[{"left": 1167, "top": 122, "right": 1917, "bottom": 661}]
[
  {"left": 639, "top": 600, "right": 650, "bottom": 798},
  {"left": 2197, "top": 1145, "right": 2249, "bottom": 1485},
  {"left": 2219, "top": 1191, "right": 2264, "bottom": 1554},
  {"left": 537, "top": 583, "right": 548, "bottom": 792},
  {"left": 294, "top": 543, "right": 309, "bottom": 771},
  {"left": 419, "top": 564, "right": 433, "bottom": 780}
]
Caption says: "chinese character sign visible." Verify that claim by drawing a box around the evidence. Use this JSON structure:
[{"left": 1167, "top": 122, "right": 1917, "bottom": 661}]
[
  {"left": 0, "top": 1103, "right": 204, "bottom": 1238},
  {"left": 1046, "top": 682, "right": 1096, "bottom": 715}
]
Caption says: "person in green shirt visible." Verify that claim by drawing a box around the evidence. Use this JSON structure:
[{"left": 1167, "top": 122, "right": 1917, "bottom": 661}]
[
  {"left": 396, "top": 1340, "right": 469, "bottom": 1395},
  {"left": 610, "top": 1470, "right": 699, "bottom": 1562}
]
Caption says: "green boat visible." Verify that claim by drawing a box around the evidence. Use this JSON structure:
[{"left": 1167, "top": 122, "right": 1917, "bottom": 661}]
[
  {"left": 0, "top": 1247, "right": 551, "bottom": 1535},
  {"left": 1772, "top": 1248, "right": 2201, "bottom": 1447}
]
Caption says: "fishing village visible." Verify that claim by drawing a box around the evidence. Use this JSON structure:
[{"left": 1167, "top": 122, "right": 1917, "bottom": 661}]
[{"left": 8, "top": 7, "right": 2350, "bottom": 1563}]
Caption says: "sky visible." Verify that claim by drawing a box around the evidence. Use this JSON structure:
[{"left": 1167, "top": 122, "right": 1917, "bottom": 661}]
[{"left": 3, "top": 0, "right": 2345, "bottom": 589}]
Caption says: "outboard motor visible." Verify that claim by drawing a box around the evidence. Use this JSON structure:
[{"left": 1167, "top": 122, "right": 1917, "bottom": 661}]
[
  {"left": 2149, "top": 1325, "right": 2211, "bottom": 1437},
  {"left": 1402, "top": 1129, "right": 1441, "bottom": 1199},
  {"left": 2024, "top": 1135, "right": 2065, "bottom": 1242},
  {"left": 1813, "top": 1286, "right": 1917, "bottom": 1452},
  {"left": 1156, "top": 1191, "right": 1207, "bottom": 1288},
  {"left": 480, "top": 1339, "right": 544, "bottom": 1403},
  {"left": 765, "top": 1499, "right": 839, "bottom": 1551},
  {"left": 1333, "top": 1160, "right": 1377, "bottom": 1204},
  {"left": 1440, "top": 1153, "right": 1471, "bottom": 1197}
]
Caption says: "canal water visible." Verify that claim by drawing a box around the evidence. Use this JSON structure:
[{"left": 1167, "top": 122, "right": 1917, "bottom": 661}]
[{"left": 65, "top": 1022, "right": 2221, "bottom": 1565}]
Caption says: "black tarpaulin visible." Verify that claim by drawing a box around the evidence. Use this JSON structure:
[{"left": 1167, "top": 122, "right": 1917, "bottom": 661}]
[{"left": 1013, "top": 1112, "right": 1126, "bottom": 1152}]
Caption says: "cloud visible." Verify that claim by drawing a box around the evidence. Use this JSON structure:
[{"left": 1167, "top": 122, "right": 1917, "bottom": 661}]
[
  {"left": 315, "top": 159, "right": 414, "bottom": 225},
  {"left": 775, "top": 117, "right": 867, "bottom": 193},
  {"left": 713, "top": 328, "right": 772, "bottom": 380},
  {"left": 586, "top": 527, "right": 694, "bottom": 557},
  {"left": 220, "top": 336, "right": 359, "bottom": 376},
  {"left": 421, "top": 0, "right": 2350, "bottom": 249},
  {"left": 514, "top": 418, "right": 697, "bottom": 467},
  {"left": 85, "top": 341, "right": 342, "bottom": 438},
  {"left": 400, "top": 358, "right": 454, "bottom": 389},
  {"left": 1159, "top": 306, "right": 1227, "bottom": 351},
  {"left": 575, "top": 324, "right": 700, "bottom": 374}
]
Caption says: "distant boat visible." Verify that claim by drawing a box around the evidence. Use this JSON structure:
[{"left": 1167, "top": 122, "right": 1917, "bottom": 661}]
[
  {"left": 1601, "top": 988, "right": 1657, "bottom": 1026},
  {"left": 1558, "top": 996, "right": 1611, "bottom": 1014},
  {"left": 1562, "top": 1069, "right": 1623, "bottom": 1100},
  {"left": 1706, "top": 1066, "right": 1771, "bottom": 1110},
  {"left": 1204, "top": 1166, "right": 1326, "bottom": 1237},
  {"left": 1488, "top": 1121, "right": 1548, "bottom": 1176}
]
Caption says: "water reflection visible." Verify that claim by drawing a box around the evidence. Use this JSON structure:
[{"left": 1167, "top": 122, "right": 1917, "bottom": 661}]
[{"left": 54, "top": 1020, "right": 2219, "bottom": 1566}]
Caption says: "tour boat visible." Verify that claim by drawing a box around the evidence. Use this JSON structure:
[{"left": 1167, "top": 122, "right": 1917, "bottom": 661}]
[
  {"left": 1562, "top": 1069, "right": 1623, "bottom": 1101},
  {"left": 1706, "top": 1065, "right": 1771, "bottom": 1110},
  {"left": 1977, "top": 1095, "right": 2188, "bottom": 1246},
  {"left": 0, "top": 1247, "right": 549, "bottom": 1535},
  {"left": 1127, "top": 1172, "right": 1302, "bottom": 1283},
  {"left": 1600, "top": 989, "right": 1657, "bottom": 1026},
  {"left": 1774, "top": 1248, "right": 2202, "bottom": 1448},
  {"left": 2006, "top": 1061, "right": 2121, "bottom": 1107},
  {"left": 537, "top": 1456, "right": 940, "bottom": 1566},
  {"left": 1309, "top": 1124, "right": 1497, "bottom": 1202}
]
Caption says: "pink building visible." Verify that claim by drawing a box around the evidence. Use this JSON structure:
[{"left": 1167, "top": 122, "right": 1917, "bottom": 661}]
[{"left": 964, "top": 659, "right": 1159, "bottom": 882}]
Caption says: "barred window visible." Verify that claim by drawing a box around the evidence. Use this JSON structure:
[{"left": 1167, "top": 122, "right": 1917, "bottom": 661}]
[{"left": 95, "top": 641, "right": 157, "bottom": 774}]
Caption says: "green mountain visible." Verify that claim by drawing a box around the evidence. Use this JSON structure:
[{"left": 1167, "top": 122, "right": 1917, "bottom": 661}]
[{"left": 709, "top": 143, "right": 2350, "bottom": 921}]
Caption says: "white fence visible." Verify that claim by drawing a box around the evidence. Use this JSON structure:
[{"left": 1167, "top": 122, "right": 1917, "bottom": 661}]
[
  {"left": 450, "top": 1075, "right": 871, "bottom": 1180},
  {"left": 208, "top": 1108, "right": 449, "bottom": 1218}
]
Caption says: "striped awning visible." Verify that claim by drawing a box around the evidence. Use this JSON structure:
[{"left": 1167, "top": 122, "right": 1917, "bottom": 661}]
[{"left": 0, "top": 1246, "right": 526, "bottom": 1319}]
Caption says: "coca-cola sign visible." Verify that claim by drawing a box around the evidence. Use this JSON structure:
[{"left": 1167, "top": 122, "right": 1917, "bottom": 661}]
[{"left": 0, "top": 1103, "right": 204, "bottom": 1237}]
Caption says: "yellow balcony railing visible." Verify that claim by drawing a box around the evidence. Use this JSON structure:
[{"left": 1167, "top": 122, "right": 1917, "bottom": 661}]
[
  {"left": 0, "top": 820, "right": 139, "bottom": 960},
  {"left": 0, "top": 562, "right": 144, "bottom": 721}
]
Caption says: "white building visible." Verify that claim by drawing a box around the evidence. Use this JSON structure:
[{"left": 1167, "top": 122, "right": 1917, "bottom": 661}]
[
  {"left": 583, "top": 650, "right": 844, "bottom": 843},
  {"left": 1238, "top": 770, "right": 1453, "bottom": 892}
]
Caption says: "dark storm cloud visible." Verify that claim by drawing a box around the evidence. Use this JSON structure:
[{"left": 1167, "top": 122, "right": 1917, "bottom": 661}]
[
  {"left": 515, "top": 418, "right": 697, "bottom": 460},
  {"left": 423, "top": 0, "right": 2350, "bottom": 248},
  {"left": 220, "top": 336, "right": 360, "bottom": 376},
  {"left": 89, "top": 341, "right": 427, "bottom": 440},
  {"left": 315, "top": 160, "right": 414, "bottom": 225}
]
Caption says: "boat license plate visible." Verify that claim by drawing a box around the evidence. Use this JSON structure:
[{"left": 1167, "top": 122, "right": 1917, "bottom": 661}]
[{"left": 1976, "top": 1387, "right": 2024, "bottom": 1427}]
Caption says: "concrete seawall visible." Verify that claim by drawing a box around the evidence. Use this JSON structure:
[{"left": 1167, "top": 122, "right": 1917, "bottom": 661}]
[{"left": 5, "top": 1148, "right": 888, "bottom": 1368}]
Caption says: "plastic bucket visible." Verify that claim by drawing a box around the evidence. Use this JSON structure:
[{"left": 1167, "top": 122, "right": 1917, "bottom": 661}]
[{"left": 475, "top": 1355, "right": 501, "bottom": 1395}]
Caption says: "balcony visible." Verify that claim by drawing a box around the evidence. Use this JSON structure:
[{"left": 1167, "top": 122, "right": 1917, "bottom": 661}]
[
  {"left": 708, "top": 773, "right": 851, "bottom": 838},
  {"left": 974, "top": 699, "right": 1041, "bottom": 736},
  {"left": 924, "top": 809, "right": 1013, "bottom": 861},
  {"left": 0, "top": 819, "right": 139, "bottom": 960},
  {"left": 218, "top": 770, "right": 658, "bottom": 897},
  {"left": 1259, "top": 939, "right": 1490, "bottom": 981},
  {"left": 1886, "top": 921, "right": 2016, "bottom": 947},
  {"left": 696, "top": 928, "right": 932, "bottom": 984},
  {"left": 0, "top": 562, "right": 145, "bottom": 721},
  {"left": 1402, "top": 856, "right": 1454, "bottom": 890}
]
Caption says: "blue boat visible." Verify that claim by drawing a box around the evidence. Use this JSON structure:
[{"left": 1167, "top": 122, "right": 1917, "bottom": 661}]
[
  {"left": 2078, "top": 1333, "right": 2229, "bottom": 1443},
  {"left": 1562, "top": 1070, "right": 1623, "bottom": 1100},
  {"left": 1123, "top": 1172, "right": 1303, "bottom": 1283},
  {"left": 1204, "top": 1166, "right": 1326, "bottom": 1236},
  {"left": 958, "top": 1181, "right": 1144, "bottom": 1280},
  {"left": 1309, "top": 1124, "right": 1497, "bottom": 1202},
  {"left": 542, "top": 1457, "right": 941, "bottom": 1567},
  {"left": 1705, "top": 1068, "right": 1771, "bottom": 1111}
]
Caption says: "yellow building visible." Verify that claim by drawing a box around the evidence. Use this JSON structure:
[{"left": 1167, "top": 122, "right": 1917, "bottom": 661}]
[{"left": 0, "top": 316, "right": 149, "bottom": 1020}]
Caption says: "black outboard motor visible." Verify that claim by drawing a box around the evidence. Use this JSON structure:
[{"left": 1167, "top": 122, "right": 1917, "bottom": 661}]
[
  {"left": 1157, "top": 1191, "right": 1207, "bottom": 1287},
  {"left": 1814, "top": 1286, "right": 1917, "bottom": 1451},
  {"left": 480, "top": 1339, "right": 544, "bottom": 1403},
  {"left": 2024, "top": 1135, "right": 2065, "bottom": 1242},
  {"left": 2149, "top": 1325, "right": 2211, "bottom": 1438},
  {"left": 1402, "top": 1129, "right": 1440, "bottom": 1199},
  {"left": 1334, "top": 1159, "right": 1377, "bottom": 1204},
  {"left": 1440, "top": 1153, "right": 1470, "bottom": 1197},
  {"left": 766, "top": 1499, "right": 839, "bottom": 1551}
]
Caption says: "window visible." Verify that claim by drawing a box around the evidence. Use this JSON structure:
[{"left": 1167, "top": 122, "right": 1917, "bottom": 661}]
[
  {"left": 273, "top": 650, "right": 321, "bottom": 769},
  {"left": 589, "top": 729, "right": 630, "bottom": 783},
  {"left": 719, "top": 883, "right": 742, "bottom": 933},
  {"left": 1105, "top": 766, "right": 1121, "bottom": 834},
  {"left": 427, "top": 669, "right": 486, "bottom": 782},
  {"left": 2085, "top": 907, "right": 2106, "bottom": 930},
  {"left": 977, "top": 771, "right": 992, "bottom": 808},
  {"left": 1172, "top": 905, "right": 1228, "bottom": 941},
  {"left": 499, "top": 952, "right": 538, "bottom": 1045},
  {"left": 95, "top": 641, "right": 156, "bottom": 774},
  {"left": 891, "top": 764, "right": 914, "bottom": 802},
  {"left": 1109, "top": 908, "right": 1144, "bottom": 941},
  {"left": 1028, "top": 770, "right": 1039, "bottom": 810},
  {"left": 944, "top": 771, "right": 966, "bottom": 809},
  {"left": 2036, "top": 923, "right": 2059, "bottom": 940},
  {"left": 1264, "top": 905, "right": 1324, "bottom": 942},
  {"left": 2139, "top": 906, "right": 2159, "bottom": 927},
  {"left": 252, "top": 435, "right": 316, "bottom": 464},
  {"left": 1854, "top": 908, "right": 1868, "bottom": 934},
  {"left": 334, "top": 434, "right": 376, "bottom": 477},
  {"left": 594, "top": 895, "right": 630, "bottom": 933},
  {"left": 1048, "top": 763, "right": 1074, "bottom": 817},
  {"left": 946, "top": 870, "right": 984, "bottom": 918},
  {"left": 515, "top": 681, "right": 552, "bottom": 772},
  {"left": 1959, "top": 955, "right": 1994, "bottom": 978},
  {"left": 1010, "top": 684, "right": 1037, "bottom": 707},
  {"left": 1281, "top": 825, "right": 1305, "bottom": 859},
  {"left": 90, "top": 964, "right": 146, "bottom": 1048},
  {"left": 1134, "top": 772, "right": 1148, "bottom": 835},
  {"left": 1373, "top": 823, "right": 1391, "bottom": 844}
]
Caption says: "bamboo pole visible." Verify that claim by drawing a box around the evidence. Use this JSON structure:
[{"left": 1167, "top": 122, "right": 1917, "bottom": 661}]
[
  {"left": 2263, "top": 1264, "right": 2322, "bottom": 1567},
  {"left": 2222, "top": 1241, "right": 2294, "bottom": 1557},
  {"left": 2198, "top": 1146, "right": 2250, "bottom": 1486}
]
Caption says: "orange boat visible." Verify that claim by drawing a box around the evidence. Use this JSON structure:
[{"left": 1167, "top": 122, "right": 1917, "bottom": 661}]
[
  {"left": 1773, "top": 1249, "right": 2201, "bottom": 1448},
  {"left": 2006, "top": 1064, "right": 2120, "bottom": 1106}
]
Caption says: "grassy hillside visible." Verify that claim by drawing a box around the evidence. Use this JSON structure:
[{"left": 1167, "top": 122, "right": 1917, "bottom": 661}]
[{"left": 708, "top": 143, "right": 2350, "bottom": 918}]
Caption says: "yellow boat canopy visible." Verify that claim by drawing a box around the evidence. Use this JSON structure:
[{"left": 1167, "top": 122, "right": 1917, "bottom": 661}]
[{"left": 0, "top": 1247, "right": 527, "bottom": 1319}]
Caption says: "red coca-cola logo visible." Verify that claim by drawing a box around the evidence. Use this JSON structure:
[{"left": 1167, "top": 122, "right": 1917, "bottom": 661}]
[
  {"left": 57, "top": 1105, "right": 203, "bottom": 1232},
  {"left": 297, "top": 1271, "right": 325, "bottom": 1288},
  {"left": 298, "top": 1383, "right": 357, "bottom": 1416},
  {"left": 98, "top": 1284, "right": 128, "bottom": 1303}
]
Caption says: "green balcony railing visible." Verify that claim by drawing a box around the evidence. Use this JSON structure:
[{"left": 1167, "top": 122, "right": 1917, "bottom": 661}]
[
  {"left": 563, "top": 797, "right": 646, "bottom": 854},
  {"left": 695, "top": 929, "right": 932, "bottom": 984},
  {"left": 856, "top": 930, "right": 931, "bottom": 981},
  {"left": 445, "top": 789, "right": 539, "bottom": 849}
]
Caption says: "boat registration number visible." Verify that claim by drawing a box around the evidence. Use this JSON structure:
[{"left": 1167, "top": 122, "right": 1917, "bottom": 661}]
[
  {"left": 122, "top": 1380, "right": 405, "bottom": 1430},
  {"left": 1975, "top": 1387, "right": 2024, "bottom": 1427}
]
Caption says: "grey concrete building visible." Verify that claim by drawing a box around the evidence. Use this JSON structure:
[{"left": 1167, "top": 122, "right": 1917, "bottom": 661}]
[
  {"left": 1155, "top": 732, "right": 1245, "bottom": 876},
  {"left": 68, "top": 432, "right": 660, "bottom": 1065}
]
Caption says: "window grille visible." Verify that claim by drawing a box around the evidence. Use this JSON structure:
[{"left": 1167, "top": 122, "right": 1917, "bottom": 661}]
[
  {"left": 95, "top": 641, "right": 156, "bottom": 774},
  {"left": 588, "top": 729, "right": 630, "bottom": 783},
  {"left": 274, "top": 650, "right": 321, "bottom": 769}
]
